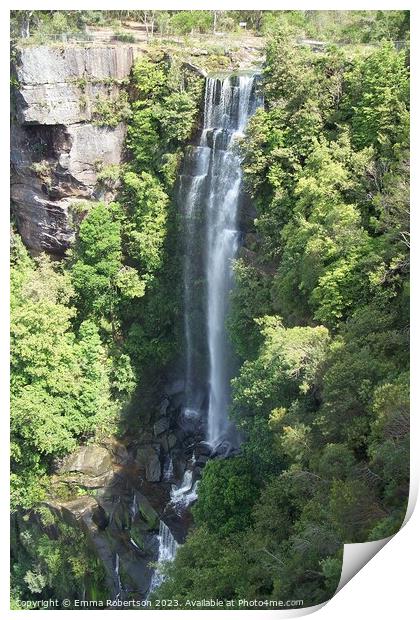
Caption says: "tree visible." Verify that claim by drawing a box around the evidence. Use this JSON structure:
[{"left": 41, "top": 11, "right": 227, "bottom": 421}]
[
  {"left": 169, "top": 11, "right": 212, "bottom": 35},
  {"left": 192, "top": 458, "right": 259, "bottom": 537},
  {"left": 151, "top": 527, "right": 258, "bottom": 606},
  {"left": 71, "top": 202, "right": 145, "bottom": 328},
  {"left": 11, "top": 507, "right": 108, "bottom": 605},
  {"left": 123, "top": 171, "right": 169, "bottom": 279},
  {"left": 232, "top": 318, "right": 330, "bottom": 420},
  {"left": 10, "top": 239, "right": 115, "bottom": 509},
  {"left": 228, "top": 259, "right": 273, "bottom": 360},
  {"left": 271, "top": 135, "right": 374, "bottom": 327},
  {"left": 341, "top": 44, "right": 409, "bottom": 160}
]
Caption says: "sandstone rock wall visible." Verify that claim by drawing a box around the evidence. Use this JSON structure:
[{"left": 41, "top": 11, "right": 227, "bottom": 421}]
[{"left": 11, "top": 45, "right": 134, "bottom": 254}]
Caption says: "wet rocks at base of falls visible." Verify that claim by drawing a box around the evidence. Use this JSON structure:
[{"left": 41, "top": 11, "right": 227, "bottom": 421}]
[
  {"left": 30, "top": 376, "right": 240, "bottom": 600},
  {"left": 135, "top": 444, "right": 161, "bottom": 483},
  {"left": 45, "top": 390, "right": 211, "bottom": 594},
  {"left": 143, "top": 376, "right": 242, "bottom": 503},
  {"left": 48, "top": 493, "right": 157, "bottom": 598},
  {"left": 134, "top": 492, "right": 160, "bottom": 531},
  {"left": 46, "top": 440, "right": 168, "bottom": 600}
]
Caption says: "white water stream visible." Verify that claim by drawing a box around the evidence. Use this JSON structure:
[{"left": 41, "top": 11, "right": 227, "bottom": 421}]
[{"left": 181, "top": 74, "right": 262, "bottom": 444}]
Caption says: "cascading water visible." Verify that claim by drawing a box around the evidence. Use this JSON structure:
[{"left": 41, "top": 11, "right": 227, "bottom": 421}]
[
  {"left": 170, "top": 468, "right": 198, "bottom": 511},
  {"left": 180, "top": 73, "right": 262, "bottom": 445},
  {"left": 114, "top": 553, "right": 122, "bottom": 598},
  {"left": 163, "top": 455, "right": 174, "bottom": 481},
  {"left": 179, "top": 151, "right": 209, "bottom": 419},
  {"left": 149, "top": 521, "right": 179, "bottom": 592}
]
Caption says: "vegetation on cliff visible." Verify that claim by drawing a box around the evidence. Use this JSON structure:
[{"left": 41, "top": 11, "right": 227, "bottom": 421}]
[{"left": 11, "top": 47, "right": 203, "bottom": 498}]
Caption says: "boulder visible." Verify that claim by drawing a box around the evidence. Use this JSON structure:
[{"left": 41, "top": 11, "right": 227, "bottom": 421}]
[
  {"left": 158, "top": 397, "right": 170, "bottom": 417},
  {"left": 129, "top": 524, "right": 145, "bottom": 550},
  {"left": 59, "top": 445, "right": 113, "bottom": 477},
  {"left": 194, "top": 454, "right": 209, "bottom": 468},
  {"left": 47, "top": 496, "right": 99, "bottom": 531},
  {"left": 154, "top": 416, "right": 170, "bottom": 436},
  {"left": 168, "top": 433, "right": 177, "bottom": 450},
  {"left": 195, "top": 441, "right": 212, "bottom": 457},
  {"left": 136, "top": 429, "right": 154, "bottom": 444},
  {"left": 111, "top": 501, "right": 131, "bottom": 530},
  {"left": 56, "top": 470, "right": 113, "bottom": 489},
  {"left": 135, "top": 445, "right": 161, "bottom": 482},
  {"left": 159, "top": 434, "right": 169, "bottom": 453},
  {"left": 112, "top": 538, "right": 155, "bottom": 596},
  {"left": 105, "top": 440, "right": 130, "bottom": 465},
  {"left": 171, "top": 451, "right": 187, "bottom": 482},
  {"left": 91, "top": 504, "right": 109, "bottom": 530},
  {"left": 136, "top": 492, "right": 159, "bottom": 530}
]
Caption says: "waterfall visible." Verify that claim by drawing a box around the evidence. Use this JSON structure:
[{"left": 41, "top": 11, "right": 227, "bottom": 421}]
[
  {"left": 149, "top": 521, "right": 179, "bottom": 592},
  {"left": 180, "top": 73, "right": 262, "bottom": 444},
  {"left": 114, "top": 552, "right": 122, "bottom": 597},
  {"left": 180, "top": 161, "right": 209, "bottom": 419},
  {"left": 148, "top": 74, "right": 261, "bottom": 597},
  {"left": 149, "top": 466, "right": 197, "bottom": 592},
  {"left": 163, "top": 455, "right": 174, "bottom": 481},
  {"left": 170, "top": 468, "right": 198, "bottom": 511}
]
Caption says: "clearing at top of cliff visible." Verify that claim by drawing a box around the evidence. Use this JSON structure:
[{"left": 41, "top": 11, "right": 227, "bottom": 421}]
[{"left": 11, "top": 9, "right": 267, "bottom": 70}]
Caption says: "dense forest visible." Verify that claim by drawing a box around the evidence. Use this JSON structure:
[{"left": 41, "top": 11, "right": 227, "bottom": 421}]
[{"left": 10, "top": 10, "right": 409, "bottom": 610}]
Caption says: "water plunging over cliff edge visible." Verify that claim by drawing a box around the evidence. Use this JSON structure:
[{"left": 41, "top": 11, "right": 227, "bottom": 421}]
[{"left": 179, "top": 74, "right": 262, "bottom": 448}]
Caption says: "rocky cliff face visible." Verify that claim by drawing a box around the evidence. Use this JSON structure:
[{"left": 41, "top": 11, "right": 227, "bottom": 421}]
[{"left": 11, "top": 45, "right": 134, "bottom": 254}]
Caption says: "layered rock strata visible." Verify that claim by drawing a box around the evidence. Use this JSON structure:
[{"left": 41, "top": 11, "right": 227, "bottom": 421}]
[{"left": 11, "top": 45, "right": 134, "bottom": 254}]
